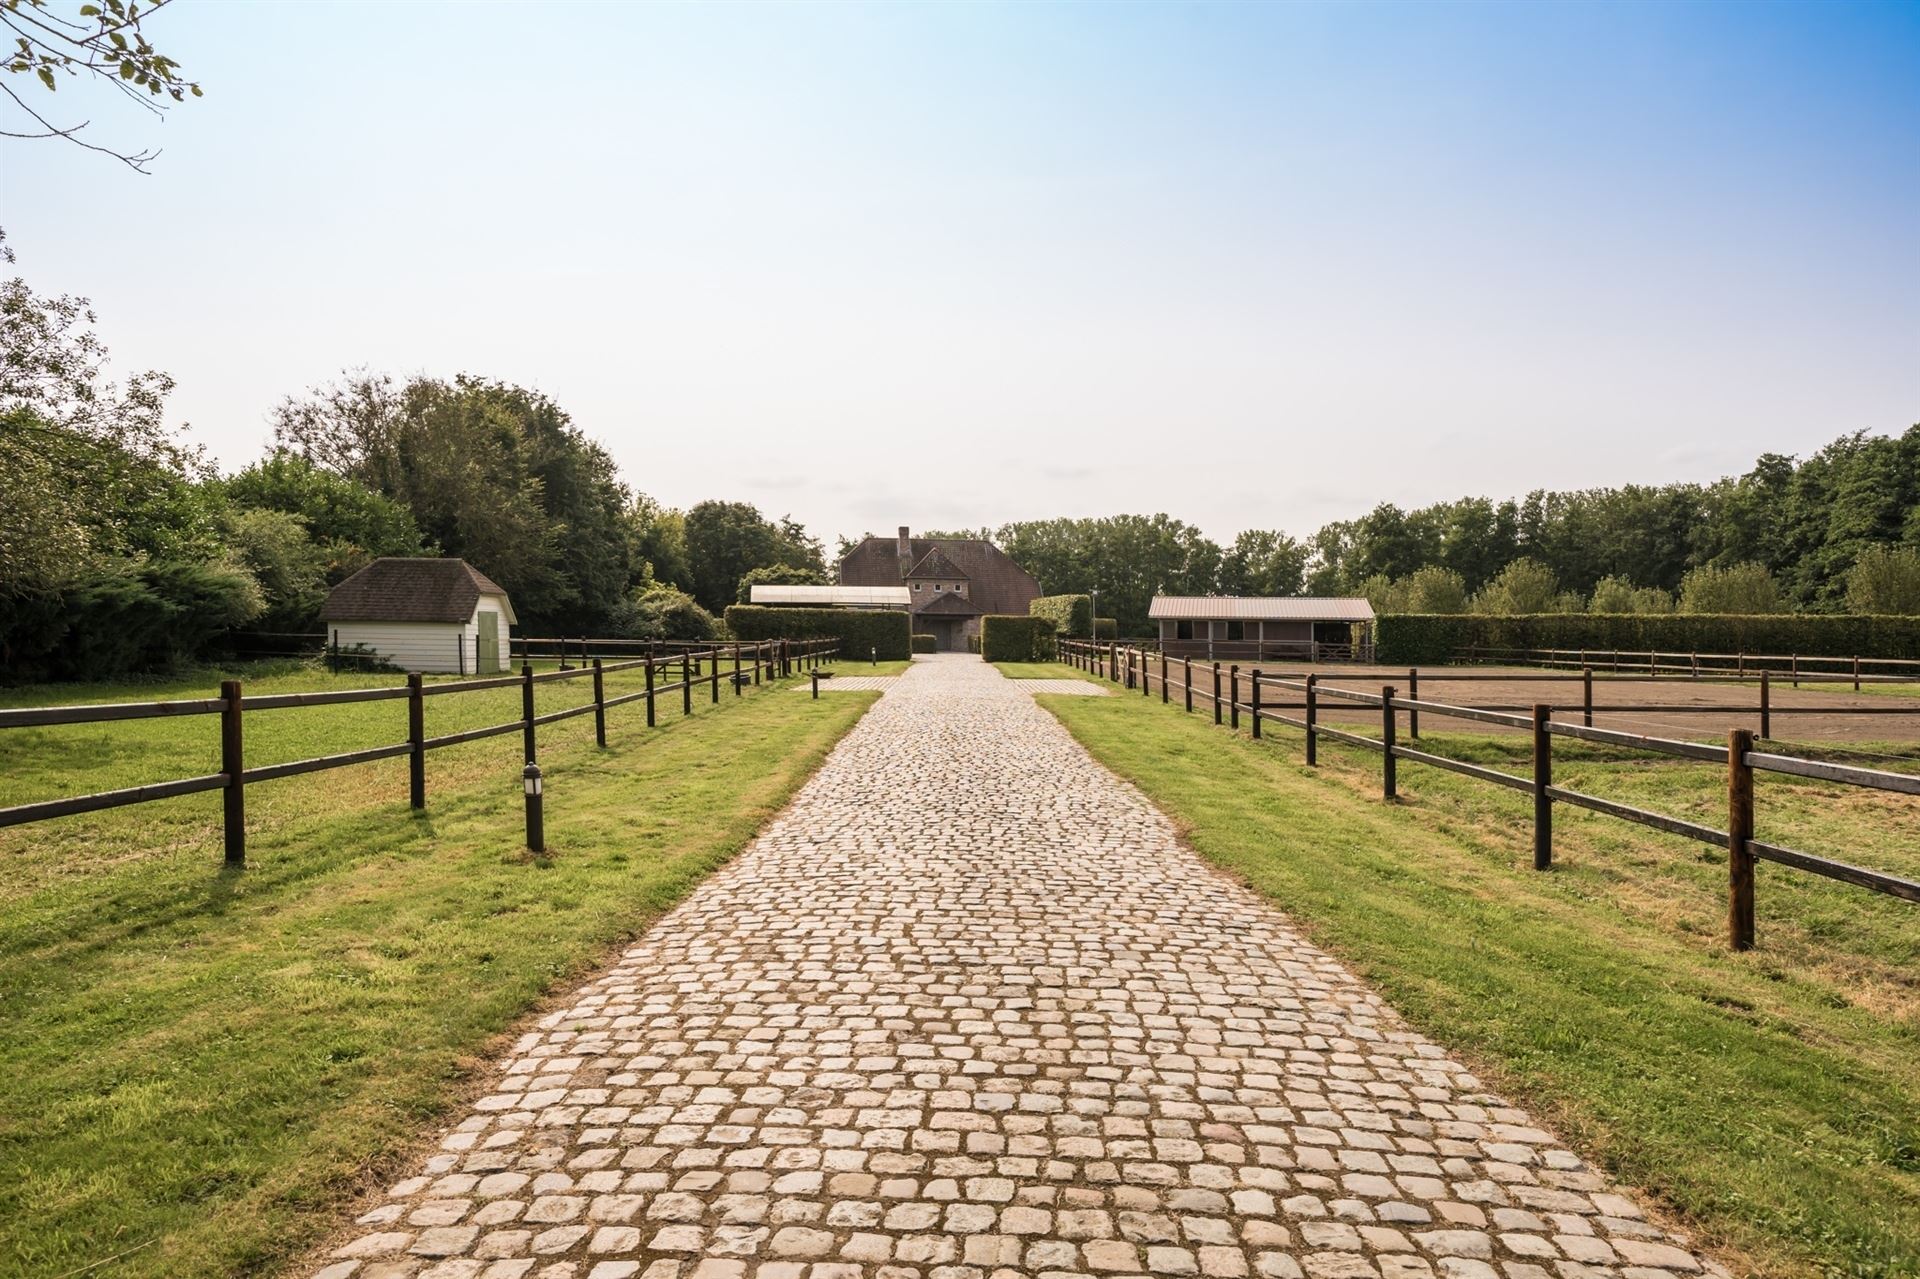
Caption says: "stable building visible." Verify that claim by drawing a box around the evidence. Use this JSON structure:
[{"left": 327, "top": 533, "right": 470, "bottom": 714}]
[
  {"left": 320, "top": 557, "right": 515, "bottom": 674},
  {"left": 838, "top": 527, "right": 1042, "bottom": 652},
  {"left": 1149, "top": 596, "right": 1375, "bottom": 661}
]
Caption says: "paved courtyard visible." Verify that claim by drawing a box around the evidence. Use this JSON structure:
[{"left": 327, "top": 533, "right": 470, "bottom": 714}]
[{"left": 314, "top": 655, "right": 1722, "bottom": 1279}]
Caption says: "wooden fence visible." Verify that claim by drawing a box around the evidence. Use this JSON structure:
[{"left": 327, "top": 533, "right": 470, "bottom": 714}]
[
  {"left": 1461, "top": 643, "right": 1920, "bottom": 687},
  {"left": 0, "top": 639, "right": 837, "bottom": 866},
  {"left": 1059, "top": 640, "right": 1920, "bottom": 950}
]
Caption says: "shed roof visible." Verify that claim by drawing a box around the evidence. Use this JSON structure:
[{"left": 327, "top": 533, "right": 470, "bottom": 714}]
[
  {"left": 321, "top": 558, "right": 517, "bottom": 625},
  {"left": 1148, "top": 596, "right": 1375, "bottom": 622},
  {"left": 750, "top": 584, "right": 910, "bottom": 608}
]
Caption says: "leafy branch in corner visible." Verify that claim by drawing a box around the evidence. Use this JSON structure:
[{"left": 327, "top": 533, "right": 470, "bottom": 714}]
[{"left": 2, "top": 0, "right": 201, "bottom": 172}]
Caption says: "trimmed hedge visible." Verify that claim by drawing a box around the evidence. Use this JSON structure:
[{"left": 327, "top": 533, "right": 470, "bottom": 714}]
[
  {"left": 723, "top": 605, "right": 912, "bottom": 661},
  {"left": 1376, "top": 613, "right": 1920, "bottom": 666},
  {"left": 1094, "top": 616, "right": 1118, "bottom": 641},
  {"left": 1030, "top": 593, "right": 1093, "bottom": 639},
  {"left": 982, "top": 614, "right": 1058, "bottom": 662},
  {"left": 911, "top": 633, "right": 937, "bottom": 654}
]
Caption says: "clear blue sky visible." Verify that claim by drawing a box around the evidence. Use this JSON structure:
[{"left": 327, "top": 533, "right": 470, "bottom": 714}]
[{"left": 5, "top": 0, "right": 1916, "bottom": 547}]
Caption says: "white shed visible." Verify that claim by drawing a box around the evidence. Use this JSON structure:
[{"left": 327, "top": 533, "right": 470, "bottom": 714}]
[{"left": 320, "top": 558, "right": 516, "bottom": 674}]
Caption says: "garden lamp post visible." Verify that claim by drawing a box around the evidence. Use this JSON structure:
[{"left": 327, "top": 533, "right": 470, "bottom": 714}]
[
  {"left": 523, "top": 761, "right": 544, "bottom": 853},
  {"left": 1089, "top": 590, "right": 1099, "bottom": 639}
]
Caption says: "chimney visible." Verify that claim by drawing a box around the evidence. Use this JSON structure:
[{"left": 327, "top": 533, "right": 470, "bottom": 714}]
[{"left": 896, "top": 526, "right": 913, "bottom": 578}]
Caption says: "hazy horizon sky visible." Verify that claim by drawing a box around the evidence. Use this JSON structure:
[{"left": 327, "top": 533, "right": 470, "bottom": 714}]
[{"left": 5, "top": 0, "right": 1916, "bottom": 549}]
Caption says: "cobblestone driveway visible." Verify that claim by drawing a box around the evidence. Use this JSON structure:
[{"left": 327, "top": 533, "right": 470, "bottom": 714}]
[{"left": 315, "top": 656, "right": 1722, "bottom": 1279}]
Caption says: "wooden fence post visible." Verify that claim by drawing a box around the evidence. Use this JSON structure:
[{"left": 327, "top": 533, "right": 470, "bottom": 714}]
[
  {"left": 1380, "top": 685, "right": 1397, "bottom": 799},
  {"left": 1760, "top": 669, "right": 1771, "bottom": 740},
  {"left": 1250, "top": 671, "right": 1262, "bottom": 739},
  {"left": 1582, "top": 666, "right": 1593, "bottom": 728},
  {"left": 645, "top": 658, "right": 657, "bottom": 727},
  {"left": 521, "top": 663, "right": 537, "bottom": 762},
  {"left": 682, "top": 653, "right": 693, "bottom": 716},
  {"left": 408, "top": 673, "right": 426, "bottom": 808},
  {"left": 1212, "top": 663, "right": 1222, "bottom": 725},
  {"left": 221, "top": 679, "right": 246, "bottom": 866},
  {"left": 1142, "top": 650, "right": 1151, "bottom": 698},
  {"left": 1110, "top": 642, "right": 1119, "bottom": 682},
  {"left": 732, "top": 644, "right": 742, "bottom": 696},
  {"left": 1854, "top": 656, "right": 1861, "bottom": 692},
  {"left": 1229, "top": 666, "right": 1240, "bottom": 730},
  {"left": 711, "top": 648, "right": 720, "bottom": 703},
  {"left": 1183, "top": 658, "right": 1193, "bottom": 712},
  {"left": 1161, "top": 652, "right": 1169, "bottom": 704},
  {"left": 592, "top": 658, "right": 607, "bottom": 747},
  {"left": 1408, "top": 667, "right": 1419, "bottom": 740},
  {"left": 1728, "top": 727, "right": 1756, "bottom": 951},
  {"left": 1791, "top": 653, "right": 1798, "bottom": 688},
  {"left": 753, "top": 643, "right": 762, "bottom": 685},
  {"left": 1305, "top": 674, "right": 1318, "bottom": 765},
  {"left": 1533, "top": 704, "right": 1552, "bottom": 871}
]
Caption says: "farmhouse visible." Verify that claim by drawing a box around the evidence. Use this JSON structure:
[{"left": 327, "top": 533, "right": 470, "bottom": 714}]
[
  {"left": 1150, "top": 595, "right": 1375, "bottom": 660},
  {"left": 320, "top": 557, "right": 516, "bottom": 674},
  {"left": 838, "top": 527, "right": 1042, "bottom": 651}
]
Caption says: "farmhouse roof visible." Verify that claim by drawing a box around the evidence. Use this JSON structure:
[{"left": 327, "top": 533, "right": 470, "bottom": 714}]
[
  {"left": 1148, "top": 596, "right": 1375, "bottom": 622},
  {"left": 321, "top": 558, "right": 517, "bottom": 625},
  {"left": 839, "top": 532, "right": 1041, "bottom": 616},
  {"left": 915, "top": 590, "right": 982, "bottom": 617},
  {"left": 905, "top": 547, "right": 968, "bottom": 580}
]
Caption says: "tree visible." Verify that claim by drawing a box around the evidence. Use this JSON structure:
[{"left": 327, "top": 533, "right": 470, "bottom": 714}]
[
  {"left": 222, "top": 451, "right": 427, "bottom": 581},
  {"left": 1845, "top": 545, "right": 1920, "bottom": 615},
  {"left": 3, "top": 0, "right": 201, "bottom": 172},
  {"left": 681, "top": 500, "right": 821, "bottom": 613},
  {"left": 736, "top": 563, "right": 827, "bottom": 603},
  {"left": 1472, "top": 558, "right": 1572, "bottom": 615},
  {"left": 1219, "top": 530, "right": 1307, "bottom": 597},
  {"left": 1678, "top": 562, "right": 1783, "bottom": 614},
  {"left": 272, "top": 371, "right": 636, "bottom": 634},
  {"left": 996, "top": 514, "right": 1221, "bottom": 635},
  {"left": 222, "top": 507, "right": 329, "bottom": 631},
  {"left": 627, "top": 495, "right": 691, "bottom": 591},
  {"left": 1396, "top": 565, "right": 1469, "bottom": 613},
  {"left": 1588, "top": 575, "right": 1673, "bottom": 614}
]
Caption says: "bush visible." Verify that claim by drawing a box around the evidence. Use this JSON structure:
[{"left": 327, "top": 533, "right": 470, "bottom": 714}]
[
  {"left": 1375, "top": 613, "right": 1920, "bottom": 666},
  {"left": 1846, "top": 546, "right": 1920, "bottom": 615},
  {"left": 0, "top": 558, "right": 265, "bottom": 682},
  {"left": 1094, "top": 616, "right": 1118, "bottom": 640},
  {"left": 614, "top": 584, "right": 718, "bottom": 641},
  {"left": 911, "top": 633, "right": 937, "bottom": 654},
  {"left": 723, "top": 605, "right": 912, "bottom": 660},
  {"left": 981, "top": 615, "right": 1057, "bottom": 662},
  {"left": 1029, "top": 593, "right": 1093, "bottom": 638},
  {"left": 1679, "top": 562, "right": 1783, "bottom": 614}
]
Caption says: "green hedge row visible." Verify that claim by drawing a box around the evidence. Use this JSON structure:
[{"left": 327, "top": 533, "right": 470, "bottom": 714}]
[
  {"left": 911, "top": 633, "right": 937, "bottom": 654},
  {"left": 722, "top": 606, "right": 913, "bottom": 661},
  {"left": 1095, "top": 616, "right": 1118, "bottom": 640},
  {"left": 1029, "top": 594, "right": 1093, "bottom": 638},
  {"left": 1376, "top": 613, "right": 1920, "bottom": 666},
  {"left": 982, "top": 615, "right": 1057, "bottom": 662}
]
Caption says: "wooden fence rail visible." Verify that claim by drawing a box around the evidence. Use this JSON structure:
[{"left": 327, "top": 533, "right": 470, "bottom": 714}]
[
  {"left": 0, "top": 639, "right": 838, "bottom": 866},
  {"left": 1461, "top": 643, "right": 1920, "bottom": 688},
  {"left": 1059, "top": 640, "right": 1920, "bottom": 950}
]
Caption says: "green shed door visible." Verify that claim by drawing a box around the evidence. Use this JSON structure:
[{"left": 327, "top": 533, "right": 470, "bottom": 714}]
[{"left": 476, "top": 611, "right": 500, "bottom": 673}]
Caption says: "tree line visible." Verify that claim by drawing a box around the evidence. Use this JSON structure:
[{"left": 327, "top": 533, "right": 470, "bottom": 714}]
[
  {"left": 974, "top": 430, "right": 1920, "bottom": 635},
  {"left": 0, "top": 236, "right": 829, "bottom": 678}
]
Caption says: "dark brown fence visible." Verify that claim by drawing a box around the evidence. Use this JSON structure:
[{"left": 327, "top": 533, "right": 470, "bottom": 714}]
[
  {"left": 1462, "top": 643, "right": 1920, "bottom": 687},
  {"left": 1059, "top": 639, "right": 1920, "bottom": 950},
  {"left": 0, "top": 639, "right": 837, "bottom": 866}
]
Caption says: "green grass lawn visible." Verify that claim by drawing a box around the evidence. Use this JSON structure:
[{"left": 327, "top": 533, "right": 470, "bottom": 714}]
[
  {"left": 0, "top": 662, "right": 875, "bottom": 1279},
  {"left": 1038, "top": 691, "right": 1920, "bottom": 1279},
  {"left": 993, "top": 661, "right": 1104, "bottom": 680}
]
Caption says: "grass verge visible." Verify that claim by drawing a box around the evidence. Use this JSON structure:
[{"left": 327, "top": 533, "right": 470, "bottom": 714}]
[
  {"left": 993, "top": 661, "right": 1104, "bottom": 680},
  {"left": 1037, "top": 691, "right": 1920, "bottom": 1279},
  {"left": 0, "top": 668, "right": 875, "bottom": 1278}
]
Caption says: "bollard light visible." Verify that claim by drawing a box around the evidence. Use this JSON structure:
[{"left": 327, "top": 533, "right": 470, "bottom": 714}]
[
  {"left": 870, "top": 646, "right": 876, "bottom": 666},
  {"left": 523, "top": 760, "right": 545, "bottom": 852}
]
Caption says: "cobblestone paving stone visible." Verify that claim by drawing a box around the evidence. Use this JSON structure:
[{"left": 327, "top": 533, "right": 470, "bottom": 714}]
[{"left": 314, "top": 655, "right": 1725, "bottom": 1279}]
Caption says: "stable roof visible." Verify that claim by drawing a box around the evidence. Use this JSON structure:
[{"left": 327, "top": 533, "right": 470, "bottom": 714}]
[
  {"left": 1148, "top": 596, "right": 1375, "bottom": 622},
  {"left": 750, "top": 585, "right": 911, "bottom": 609}
]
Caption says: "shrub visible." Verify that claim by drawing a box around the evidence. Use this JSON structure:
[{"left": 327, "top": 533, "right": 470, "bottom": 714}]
[
  {"left": 615, "top": 584, "right": 718, "bottom": 641},
  {"left": 981, "top": 615, "right": 1057, "bottom": 662},
  {"left": 1094, "top": 616, "right": 1118, "bottom": 640},
  {"left": 1679, "top": 562, "right": 1783, "bottom": 614},
  {"left": 1029, "top": 593, "right": 1093, "bottom": 638},
  {"left": 0, "top": 558, "right": 264, "bottom": 682},
  {"left": 1375, "top": 613, "right": 1920, "bottom": 666},
  {"left": 723, "top": 605, "right": 912, "bottom": 660},
  {"left": 911, "top": 633, "right": 937, "bottom": 654},
  {"left": 1846, "top": 545, "right": 1920, "bottom": 615},
  {"left": 1472, "top": 558, "right": 1576, "bottom": 615},
  {"left": 1588, "top": 575, "right": 1674, "bottom": 614}
]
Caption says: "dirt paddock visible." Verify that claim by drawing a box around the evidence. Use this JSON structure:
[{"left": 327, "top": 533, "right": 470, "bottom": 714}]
[{"left": 1142, "top": 660, "right": 1920, "bottom": 748}]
